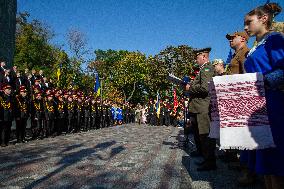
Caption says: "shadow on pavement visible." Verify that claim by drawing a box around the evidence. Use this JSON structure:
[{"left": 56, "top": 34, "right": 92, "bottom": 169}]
[{"left": 23, "top": 140, "right": 126, "bottom": 189}]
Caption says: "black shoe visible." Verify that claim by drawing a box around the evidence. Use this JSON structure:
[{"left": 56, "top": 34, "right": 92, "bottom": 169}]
[
  {"left": 190, "top": 151, "right": 202, "bottom": 157},
  {"left": 197, "top": 162, "right": 217, "bottom": 171},
  {"left": 195, "top": 160, "right": 206, "bottom": 166},
  {"left": 218, "top": 154, "right": 239, "bottom": 163}
]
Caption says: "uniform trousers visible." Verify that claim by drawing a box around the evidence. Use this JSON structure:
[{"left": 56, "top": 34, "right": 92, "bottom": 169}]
[
  {"left": 16, "top": 118, "right": 27, "bottom": 142},
  {"left": 0, "top": 121, "right": 12, "bottom": 145},
  {"left": 191, "top": 113, "right": 216, "bottom": 163}
]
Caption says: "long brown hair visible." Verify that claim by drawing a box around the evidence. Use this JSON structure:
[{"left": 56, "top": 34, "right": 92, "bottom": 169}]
[{"left": 247, "top": 3, "right": 282, "bottom": 29}]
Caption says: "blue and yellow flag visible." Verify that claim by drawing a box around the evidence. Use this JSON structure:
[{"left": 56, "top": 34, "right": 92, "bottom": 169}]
[
  {"left": 224, "top": 49, "right": 233, "bottom": 72},
  {"left": 225, "top": 49, "right": 233, "bottom": 65},
  {"left": 94, "top": 73, "right": 101, "bottom": 96},
  {"left": 156, "top": 92, "right": 160, "bottom": 118}
]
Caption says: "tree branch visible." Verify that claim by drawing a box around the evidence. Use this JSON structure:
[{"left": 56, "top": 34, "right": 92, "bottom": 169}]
[{"left": 126, "top": 82, "right": 136, "bottom": 102}]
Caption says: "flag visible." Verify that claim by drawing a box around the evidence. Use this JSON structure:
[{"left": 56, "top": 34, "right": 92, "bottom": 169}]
[
  {"left": 225, "top": 49, "right": 233, "bottom": 65},
  {"left": 156, "top": 92, "right": 160, "bottom": 118},
  {"left": 57, "top": 64, "right": 62, "bottom": 81},
  {"left": 94, "top": 73, "right": 101, "bottom": 96},
  {"left": 225, "top": 49, "right": 233, "bottom": 72},
  {"left": 173, "top": 89, "right": 178, "bottom": 114}
]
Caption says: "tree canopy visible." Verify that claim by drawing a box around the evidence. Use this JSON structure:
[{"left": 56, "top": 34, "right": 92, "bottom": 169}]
[{"left": 13, "top": 12, "right": 199, "bottom": 104}]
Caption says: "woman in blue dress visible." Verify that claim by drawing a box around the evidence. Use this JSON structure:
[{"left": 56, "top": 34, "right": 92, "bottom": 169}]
[
  {"left": 116, "top": 106, "right": 123, "bottom": 125},
  {"left": 243, "top": 2, "right": 284, "bottom": 188},
  {"left": 111, "top": 106, "right": 117, "bottom": 125}
]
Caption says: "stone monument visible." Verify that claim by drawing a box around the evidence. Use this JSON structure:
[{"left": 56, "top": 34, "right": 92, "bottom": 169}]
[{"left": 0, "top": 0, "right": 17, "bottom": 68}]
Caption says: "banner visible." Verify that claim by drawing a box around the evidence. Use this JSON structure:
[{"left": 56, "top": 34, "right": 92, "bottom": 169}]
[{"left": 209, "top": 73, "right": 275, "bottom": 150}]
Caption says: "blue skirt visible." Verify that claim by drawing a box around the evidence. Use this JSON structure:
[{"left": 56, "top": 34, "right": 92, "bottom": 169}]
[{"left": 241, "top": 90, "right": 284, "bottom": 176}]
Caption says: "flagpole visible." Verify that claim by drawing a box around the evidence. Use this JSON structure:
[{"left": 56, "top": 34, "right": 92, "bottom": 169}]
[{"left": 100, "top": 78, "right": 103, "bottom": 106}]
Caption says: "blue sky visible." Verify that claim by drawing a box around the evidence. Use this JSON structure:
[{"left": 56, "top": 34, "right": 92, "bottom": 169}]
[{"left": 18, "top": 0, "right": 283, "bottom": 61}]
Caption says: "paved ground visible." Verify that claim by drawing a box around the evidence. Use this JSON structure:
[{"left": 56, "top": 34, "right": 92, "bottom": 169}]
[{"left": 0, "top": 124, "right": 264, "bottom": 189}]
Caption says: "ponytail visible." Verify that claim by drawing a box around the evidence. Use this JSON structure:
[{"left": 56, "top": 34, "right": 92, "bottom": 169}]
[{"left": 247, "top": 3, "right": 282, "bottom": 29}]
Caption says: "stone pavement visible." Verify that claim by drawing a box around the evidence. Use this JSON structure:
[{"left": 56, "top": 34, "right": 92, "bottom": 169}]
[{"left": 0, "top": 124, "right": 264, "bottom": 189}]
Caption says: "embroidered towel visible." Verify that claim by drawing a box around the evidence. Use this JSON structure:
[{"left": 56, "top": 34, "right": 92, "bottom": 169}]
[
  {"left": 208, "top": 80, "right": 220, "bottom": 139},
  {"left": 209, "top": 73, "right": 275, "bottom": 150}
]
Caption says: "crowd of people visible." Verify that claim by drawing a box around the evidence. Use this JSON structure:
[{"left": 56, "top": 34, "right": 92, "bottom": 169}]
[
  {"left": 0, "top": 64, "right": 142, "bottom": 146},
  {"left": 182, "top": 3, "right": 283, "bottom": 189},
  {"left": 142, "top": 98, "right": 184, "bottom": 127},
  {"left": 0, "top": 63, "right": 184, "bottom": 148}
]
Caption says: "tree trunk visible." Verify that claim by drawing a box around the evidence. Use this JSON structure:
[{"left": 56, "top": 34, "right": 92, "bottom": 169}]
[{"left": 126, "top": 82, "right": 136, "bottom": 102}]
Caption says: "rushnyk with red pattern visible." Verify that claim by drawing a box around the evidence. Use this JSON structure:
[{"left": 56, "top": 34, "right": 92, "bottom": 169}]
[{"left": 209, "top": 73, "right": 275, "bottom": 150}]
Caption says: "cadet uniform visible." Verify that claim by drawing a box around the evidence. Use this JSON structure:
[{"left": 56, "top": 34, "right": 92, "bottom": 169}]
[
  {"left": 15, "top": 86, "right": 30, "bottom": 143},
  {"left": 147, "top": 101, "right": 156, "bottom": 125},
  {"left": 102, "top": 102, "right": 108, "bottom": 128},
  {"left": 130, "top": 106, "right": 135, "bottom": 123},
  {"left": 56, "top": 95, "right": 67, "bottom": 135},
  {"left": 0, "top": 84, "right": 14, "bottom": 147},
  {"left": 95, "top": 100, "right": 102, "bottom": 129},
  {"left": 84, "top": 98, "right": 91, "bottom": 131},
  {"left": 160, "top": 102, "right": 170, "bottom": 126},
  {"left": 44, "top": 94, "right": 56, "bottom": 137},
  {"left": 165, "top": 102, "right": 171, "bottom": 126},
  {"left": 124, "top": 105, "right": 129, "bottom": 124},
  {"left": 31, "top": 92, "right": 45, "bottom": 139},
  {"left": 90, "top": 99, "right": 97, "bottom": 129},
  {"left": 75, "top": 97, "right": 84, "bottom": 132},
  {"left": 107, "top": 102, "right": 113, "bottom": 127},
  {"left": 66, "top": 96, "right": 75, "bottom": 133}
]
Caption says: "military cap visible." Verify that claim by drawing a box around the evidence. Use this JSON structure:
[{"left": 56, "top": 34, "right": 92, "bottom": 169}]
[
  {"left": 226, "top": 31, "right": 249, "bottom": 41},
  {"left": 47, "top": 93, "right": 54, "bottom": 98},
  {"left": 2, "top": 84, "right": 12, "bottom": 90},
  {"left": 19, "top": 85, "right": 27, "bottom": 92},
  {"left": 193, "top": 47, "right": 211, "bottom": 55},
  {"left": 46, "top": 89, "right": 52, "bottom": 94},
  {"left": 35, "top": 92, "right": 42, "bottom": 97}
]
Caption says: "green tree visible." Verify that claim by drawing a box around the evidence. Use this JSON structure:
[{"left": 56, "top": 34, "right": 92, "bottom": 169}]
[
  {"left": 152, "top": 45, "right": 197, "bottom": 98},
  {"left": 90, "top": 49, "right": 129, "bottom": 77},
  {"left": 111, "top": 52, "right": 148, "bottom": 103},
  {"left": 14, "top": 12, "right": 57, "bottom": 75},
  {"left": 156, "top": 45, "right": 196, "bottom": 78},
  {"left": 88, "top": 49, "right": 130, "bottom": 102}
]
